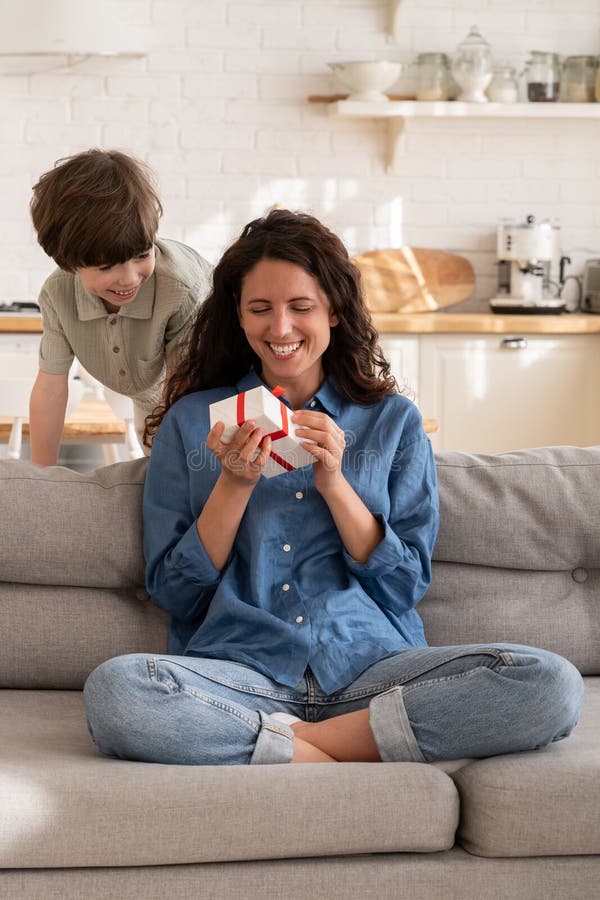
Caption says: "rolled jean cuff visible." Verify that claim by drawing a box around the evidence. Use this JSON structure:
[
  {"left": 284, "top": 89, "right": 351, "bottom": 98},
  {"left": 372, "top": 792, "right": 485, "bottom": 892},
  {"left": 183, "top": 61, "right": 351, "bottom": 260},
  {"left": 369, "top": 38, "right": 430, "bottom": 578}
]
[
  {"left": 369, "top": 686, "right": 426, "bottom": 763},
  {"left": 250, "top": 711, "right": 295, "bottom": 765}
]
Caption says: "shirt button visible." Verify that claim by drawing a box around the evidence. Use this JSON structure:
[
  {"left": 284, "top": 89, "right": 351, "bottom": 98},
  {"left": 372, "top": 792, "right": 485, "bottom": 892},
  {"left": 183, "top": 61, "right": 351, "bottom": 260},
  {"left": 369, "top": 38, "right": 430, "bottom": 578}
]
[
  {"left": 112, "top": 345, "right": 120, "bottom": 353},
  {"left": 282, "top": 583, "right": 290, "bottom": 592},
  {"left": 295, "top": 491, "right": 303, "bottom": 500},
  {"left": 282, "top": 543, "right": 291, "bottom": 552},
  {"left": 572, "top": 567, "right": 588, "bottom": 583},
  {"left": 118, "top": 368, "right": 126, "bottom": 376},
  {"left": 295, "top": 615, "right": 304, "bottom": 624},
  {"left": 110, "top": 317, "right": 117, "bottom": 325},
  {"left": 310, "top": 400, "right": 316, "bottom": 408}
]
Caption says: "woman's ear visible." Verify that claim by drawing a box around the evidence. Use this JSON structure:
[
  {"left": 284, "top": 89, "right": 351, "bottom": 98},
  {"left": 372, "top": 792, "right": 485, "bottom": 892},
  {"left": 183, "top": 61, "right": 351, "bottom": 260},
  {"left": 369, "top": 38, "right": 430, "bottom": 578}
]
[{"left": 329, "top": 311, "right": 339, "bottom": 327}]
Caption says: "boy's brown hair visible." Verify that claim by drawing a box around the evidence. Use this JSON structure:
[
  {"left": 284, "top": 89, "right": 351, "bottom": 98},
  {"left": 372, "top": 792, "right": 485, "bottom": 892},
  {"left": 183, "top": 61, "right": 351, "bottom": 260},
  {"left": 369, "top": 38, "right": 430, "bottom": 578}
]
[{"left": 30, "top": 149, "right": 163, "bottom": 272}]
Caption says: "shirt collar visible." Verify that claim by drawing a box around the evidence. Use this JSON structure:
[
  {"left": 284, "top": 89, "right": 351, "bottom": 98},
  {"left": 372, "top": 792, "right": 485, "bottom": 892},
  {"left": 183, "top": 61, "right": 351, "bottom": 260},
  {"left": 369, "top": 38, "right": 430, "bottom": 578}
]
[
  {"left": 313, "top": 378, "right": 343, "bottom": 416},
  {"left": 74, "top": 272, "right": 156, "bottom": 321},
  {"left": 235, "top": 371, "right": 343, "bottom": 417}
]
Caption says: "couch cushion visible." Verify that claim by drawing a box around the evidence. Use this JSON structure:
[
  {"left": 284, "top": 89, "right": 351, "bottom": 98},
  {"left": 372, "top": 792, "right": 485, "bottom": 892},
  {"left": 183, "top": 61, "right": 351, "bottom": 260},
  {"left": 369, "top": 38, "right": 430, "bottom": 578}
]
[
  {"left": 422, "top": 447, "right": 600, "bottom": 673},
  {"left": 0, "top": 691, "right": 459, "bottom": 868},
  {"left": 454, "top": 676, "right": 600, "bottom": 857},
  {"left": 0, "top": 584, "right": 167, "bottom": 689},
  {"left": 0, "top": 458, "right": 168, "bottom": 689},
  {"left": 0, "top": 459, "right": 147, "bottom": 588},
  {"left": 3, "top": 849, "right": 600, "bottom": 900}
]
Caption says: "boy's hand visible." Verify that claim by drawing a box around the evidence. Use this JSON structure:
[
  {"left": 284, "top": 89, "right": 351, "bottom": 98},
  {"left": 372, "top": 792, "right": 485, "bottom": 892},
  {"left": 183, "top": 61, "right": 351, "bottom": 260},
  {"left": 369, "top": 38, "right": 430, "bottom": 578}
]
[{"left": 29, "top": 371, "right": 69, "bottom": 466}]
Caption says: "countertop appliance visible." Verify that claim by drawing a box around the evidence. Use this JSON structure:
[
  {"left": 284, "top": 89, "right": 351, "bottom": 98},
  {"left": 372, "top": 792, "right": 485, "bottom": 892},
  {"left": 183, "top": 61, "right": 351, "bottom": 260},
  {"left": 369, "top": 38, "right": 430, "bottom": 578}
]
[
  {"left": 489, "top": 215, "right": 569, "bottom": 314},
  {"left": 582, "top": 260, "right": 600, "bottom": 313},
  {"left": 0, "top": 302, "right": 40, "bottom": 315}
]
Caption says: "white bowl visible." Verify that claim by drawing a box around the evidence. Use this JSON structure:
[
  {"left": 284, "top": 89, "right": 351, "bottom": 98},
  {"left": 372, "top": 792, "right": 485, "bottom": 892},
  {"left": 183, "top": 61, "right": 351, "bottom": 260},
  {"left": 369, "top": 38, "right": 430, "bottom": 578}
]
[{"left": 328, "top": 60, "right": 402, "bottom": 101}]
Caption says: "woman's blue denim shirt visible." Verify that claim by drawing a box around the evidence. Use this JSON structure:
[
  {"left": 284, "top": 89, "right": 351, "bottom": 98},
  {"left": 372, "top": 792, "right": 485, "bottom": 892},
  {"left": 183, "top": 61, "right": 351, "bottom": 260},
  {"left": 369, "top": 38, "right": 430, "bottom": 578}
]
[{"left": 143, "top": 371, "right": 439, "bottom": 694}]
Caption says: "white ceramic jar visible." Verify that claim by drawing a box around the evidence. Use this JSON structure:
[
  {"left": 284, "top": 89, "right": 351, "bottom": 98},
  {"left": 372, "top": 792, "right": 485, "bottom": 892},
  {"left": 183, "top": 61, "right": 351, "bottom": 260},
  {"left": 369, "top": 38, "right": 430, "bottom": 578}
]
[
  {"left": 451, "top": 26, "right": 493, "bottom": 102},
  {"left": 487, "top": 65, "right": 519, "bottom": 103}
]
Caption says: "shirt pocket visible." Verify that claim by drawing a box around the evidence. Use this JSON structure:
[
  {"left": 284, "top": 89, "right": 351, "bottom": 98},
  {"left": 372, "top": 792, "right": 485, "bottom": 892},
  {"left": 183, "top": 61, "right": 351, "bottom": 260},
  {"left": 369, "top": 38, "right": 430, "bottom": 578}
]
[{"left": 134, "top": 352, "right": 166, "bottom": 392}]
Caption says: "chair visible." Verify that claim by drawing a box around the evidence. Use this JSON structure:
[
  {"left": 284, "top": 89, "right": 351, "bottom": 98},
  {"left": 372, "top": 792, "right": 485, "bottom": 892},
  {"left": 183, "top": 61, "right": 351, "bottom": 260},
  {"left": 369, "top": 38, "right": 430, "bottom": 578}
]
[
  {"left": 0, "top": 354, "right": 85, "bottom": 460},
  {"left": 101, "top": 387, "right": 144, "bottom": 463},
  {"left": 72, "top": 366, "right": 144, "bottom": 463}
]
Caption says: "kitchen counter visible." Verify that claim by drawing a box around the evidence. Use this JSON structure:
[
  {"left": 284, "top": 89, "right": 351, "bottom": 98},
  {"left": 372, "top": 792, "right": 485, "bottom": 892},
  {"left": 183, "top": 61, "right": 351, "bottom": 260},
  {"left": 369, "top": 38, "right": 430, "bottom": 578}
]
[
  {"left": 4, "top": 312, "right": 600, "bottom": 336},
  {"left": 0, "top": 315, "right": 42, "bottom": 333},
  {"left": 371, "top": 312, "right": 600, "bottom": 334}
]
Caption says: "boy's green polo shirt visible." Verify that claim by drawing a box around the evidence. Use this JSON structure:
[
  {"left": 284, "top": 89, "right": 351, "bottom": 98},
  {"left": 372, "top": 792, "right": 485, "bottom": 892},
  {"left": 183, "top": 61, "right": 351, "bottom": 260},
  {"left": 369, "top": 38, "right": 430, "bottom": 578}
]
[{"left": 37, "top": 238, "right": 212, "bottom": 400}]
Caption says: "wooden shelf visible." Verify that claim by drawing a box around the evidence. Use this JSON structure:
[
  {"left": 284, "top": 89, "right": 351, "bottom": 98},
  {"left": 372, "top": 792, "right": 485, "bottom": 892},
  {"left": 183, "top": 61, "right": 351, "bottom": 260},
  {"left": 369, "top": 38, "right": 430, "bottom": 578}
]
[
  {"left": 388, "top": 0, "right": 402, "bottom": 40},
  {"left": 308, "top": 94, "right": 415, "bottom": 103},
  {"left": 329, "top": 99, "right": 600, "bottom": 118},
  {"left": 324, "top": 99, "right": 600, "bottom": 172}
]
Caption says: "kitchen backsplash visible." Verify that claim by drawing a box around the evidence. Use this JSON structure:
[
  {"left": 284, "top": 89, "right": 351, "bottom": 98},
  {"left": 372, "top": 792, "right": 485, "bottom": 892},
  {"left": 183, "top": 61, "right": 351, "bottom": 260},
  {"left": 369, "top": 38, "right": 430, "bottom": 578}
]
[{"left": 0, "top": 0, "right": 599, "bottom": 312}]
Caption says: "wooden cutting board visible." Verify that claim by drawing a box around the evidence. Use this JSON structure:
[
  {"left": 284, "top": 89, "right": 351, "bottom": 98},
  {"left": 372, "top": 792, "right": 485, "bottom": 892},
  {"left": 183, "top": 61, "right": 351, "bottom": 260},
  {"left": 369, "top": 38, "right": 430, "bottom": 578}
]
[{"left": 352, "top": 247, "right": 475, "bottom": 313}]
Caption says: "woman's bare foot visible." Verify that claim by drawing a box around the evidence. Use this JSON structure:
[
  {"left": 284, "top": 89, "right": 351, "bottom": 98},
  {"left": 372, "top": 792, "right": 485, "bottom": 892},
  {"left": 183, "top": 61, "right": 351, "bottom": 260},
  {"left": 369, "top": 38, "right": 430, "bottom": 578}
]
[
  {"left": 291, "top": 734, "right": 336, "bottom": 763},
  {"left": 290, "top": 713, "right": 381, "bottom": 762}
]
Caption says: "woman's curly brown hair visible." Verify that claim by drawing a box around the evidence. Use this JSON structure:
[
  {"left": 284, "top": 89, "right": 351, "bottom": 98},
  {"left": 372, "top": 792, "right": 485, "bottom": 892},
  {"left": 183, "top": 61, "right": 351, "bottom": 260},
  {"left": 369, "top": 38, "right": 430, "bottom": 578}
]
[{"left": 145, "top": 209, "right": 397, "bottom": 444}]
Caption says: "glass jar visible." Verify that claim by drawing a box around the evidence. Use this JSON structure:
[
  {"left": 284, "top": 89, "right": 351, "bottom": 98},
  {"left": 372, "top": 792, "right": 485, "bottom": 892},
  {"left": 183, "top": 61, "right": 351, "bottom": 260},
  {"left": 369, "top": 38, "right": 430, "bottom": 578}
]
[
  {"left": 561, "top": 55, "right": 597, "bottom": 102},
  {"left": 525, "top": 51, "right": 560, "bottom": 102},
  {"left": 486, "top": 65, "right": 519, "bottom": 103},
  {"left": 451, "top": 26, "right": 493, "bottom": 103},
  {"left": 415, "top": 52, "right": 450, "bottom": 101}
]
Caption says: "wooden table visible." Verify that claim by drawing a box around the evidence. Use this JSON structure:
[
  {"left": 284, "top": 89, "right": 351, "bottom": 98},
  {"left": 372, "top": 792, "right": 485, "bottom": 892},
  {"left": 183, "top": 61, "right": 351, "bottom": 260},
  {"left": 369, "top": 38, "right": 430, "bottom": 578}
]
[{"left": 0, "top": 397, "right": 127, "bottom": 445}]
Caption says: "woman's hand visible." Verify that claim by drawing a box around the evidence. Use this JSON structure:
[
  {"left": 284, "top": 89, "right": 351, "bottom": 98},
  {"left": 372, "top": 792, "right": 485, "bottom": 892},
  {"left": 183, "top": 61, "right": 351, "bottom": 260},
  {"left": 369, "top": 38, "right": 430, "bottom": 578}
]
[
  {"left": 292, "top": 409, "right": 382, "bottom": 559},
  {"left": 208, "top": 420, "right": 272, "bottom": 486},
  {"left": 291, "top": 410, "right": 346, "bottom": 495}
]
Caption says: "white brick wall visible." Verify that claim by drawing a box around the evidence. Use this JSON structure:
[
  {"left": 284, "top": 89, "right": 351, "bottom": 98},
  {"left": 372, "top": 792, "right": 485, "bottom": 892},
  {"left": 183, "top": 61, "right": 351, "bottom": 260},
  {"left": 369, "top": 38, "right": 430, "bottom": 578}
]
[{"left": 0, "top": 0, "right": 599, "bottom": 308}]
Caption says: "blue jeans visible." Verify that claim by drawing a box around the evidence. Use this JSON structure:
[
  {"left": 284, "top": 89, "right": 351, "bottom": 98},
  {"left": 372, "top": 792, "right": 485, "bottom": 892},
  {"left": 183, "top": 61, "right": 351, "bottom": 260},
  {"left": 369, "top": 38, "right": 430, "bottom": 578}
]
[{"left": 83, "top": 643, "right": 584, "bottom": 766}]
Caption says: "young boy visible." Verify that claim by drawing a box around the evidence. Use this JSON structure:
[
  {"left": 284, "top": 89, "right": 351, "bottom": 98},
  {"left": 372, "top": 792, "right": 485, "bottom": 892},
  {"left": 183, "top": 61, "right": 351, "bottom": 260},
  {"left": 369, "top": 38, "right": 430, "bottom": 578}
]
[{"left": 28, "top": 148, "right": 212, "bottom": 465}]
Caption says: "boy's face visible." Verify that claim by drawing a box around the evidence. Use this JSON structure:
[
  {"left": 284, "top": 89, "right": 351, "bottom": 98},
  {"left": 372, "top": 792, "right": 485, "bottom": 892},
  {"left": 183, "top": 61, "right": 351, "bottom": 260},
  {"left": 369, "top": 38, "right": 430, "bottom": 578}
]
[{"left": 76, "top": 248, "right": 156, "bottom": 310}]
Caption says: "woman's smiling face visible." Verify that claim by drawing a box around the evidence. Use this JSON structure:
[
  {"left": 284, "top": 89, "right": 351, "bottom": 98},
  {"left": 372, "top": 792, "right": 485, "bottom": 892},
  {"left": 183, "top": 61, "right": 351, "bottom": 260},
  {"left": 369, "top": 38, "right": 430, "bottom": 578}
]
[{"left": 238, "top": 257, "right": 338, "bottom": 407}]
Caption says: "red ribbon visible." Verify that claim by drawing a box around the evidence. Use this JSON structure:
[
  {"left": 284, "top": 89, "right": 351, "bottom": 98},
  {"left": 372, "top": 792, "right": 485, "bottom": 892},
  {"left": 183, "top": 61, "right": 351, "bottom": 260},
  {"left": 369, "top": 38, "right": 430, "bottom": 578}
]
[
  {"left": 268, "top": 449, "right": 295, "bottom": 472},
  {"left": 236, "top": 386, "right": 295, "bottom": 472}
]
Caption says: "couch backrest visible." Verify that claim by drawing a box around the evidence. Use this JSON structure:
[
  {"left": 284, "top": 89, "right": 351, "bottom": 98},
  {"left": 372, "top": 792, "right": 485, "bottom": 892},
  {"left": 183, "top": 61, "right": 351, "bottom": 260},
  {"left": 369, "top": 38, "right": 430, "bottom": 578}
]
[
  {"left": 423, "top": 446, "right": 600, "bottom": 675},
  {"left": 0, "top": 459, "right": 167, "bottom": 689},
  {"left": 1, "top": 446, "right": 598, "bottom": 689}
]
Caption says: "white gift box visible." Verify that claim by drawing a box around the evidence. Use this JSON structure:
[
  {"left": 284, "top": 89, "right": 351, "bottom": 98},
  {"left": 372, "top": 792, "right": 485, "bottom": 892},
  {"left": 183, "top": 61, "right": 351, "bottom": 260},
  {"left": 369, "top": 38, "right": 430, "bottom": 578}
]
[{"left": 208, "top": 385, "right": 314, "bottom": 478}]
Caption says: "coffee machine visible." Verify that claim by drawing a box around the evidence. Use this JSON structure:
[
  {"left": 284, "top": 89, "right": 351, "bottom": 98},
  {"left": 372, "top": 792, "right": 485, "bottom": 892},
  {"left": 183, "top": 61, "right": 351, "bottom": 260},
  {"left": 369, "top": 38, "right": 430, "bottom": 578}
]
[{"left": 489, "top": 215, "right": 567, "bottom": 314}]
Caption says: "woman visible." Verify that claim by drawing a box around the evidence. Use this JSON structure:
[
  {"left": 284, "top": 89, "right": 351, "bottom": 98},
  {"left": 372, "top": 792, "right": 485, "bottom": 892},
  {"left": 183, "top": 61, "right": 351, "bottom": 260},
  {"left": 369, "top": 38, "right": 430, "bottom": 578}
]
[{"left": 84, "top": 210, "right": 583, "bottom": 766}]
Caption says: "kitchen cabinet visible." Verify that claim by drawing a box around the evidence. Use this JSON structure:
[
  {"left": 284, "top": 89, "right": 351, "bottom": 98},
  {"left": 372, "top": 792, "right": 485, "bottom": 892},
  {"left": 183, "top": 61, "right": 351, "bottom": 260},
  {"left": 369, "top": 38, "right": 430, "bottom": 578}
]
[
  {"left": 380, "top": 331, "right": 600, "bottom": 453},
  {"left": 0, "top": 333, "right": 40, "bottom": 354},
  {"left": 378, "top": 333, "right": 419, "bottom": 402}
]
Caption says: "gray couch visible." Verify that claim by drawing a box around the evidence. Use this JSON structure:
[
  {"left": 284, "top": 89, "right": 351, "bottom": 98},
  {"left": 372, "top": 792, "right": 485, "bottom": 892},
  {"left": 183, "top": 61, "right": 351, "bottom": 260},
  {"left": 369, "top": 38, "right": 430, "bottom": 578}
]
[{"left": 0, "top": 446, "right": 598, "bottom": 900}]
